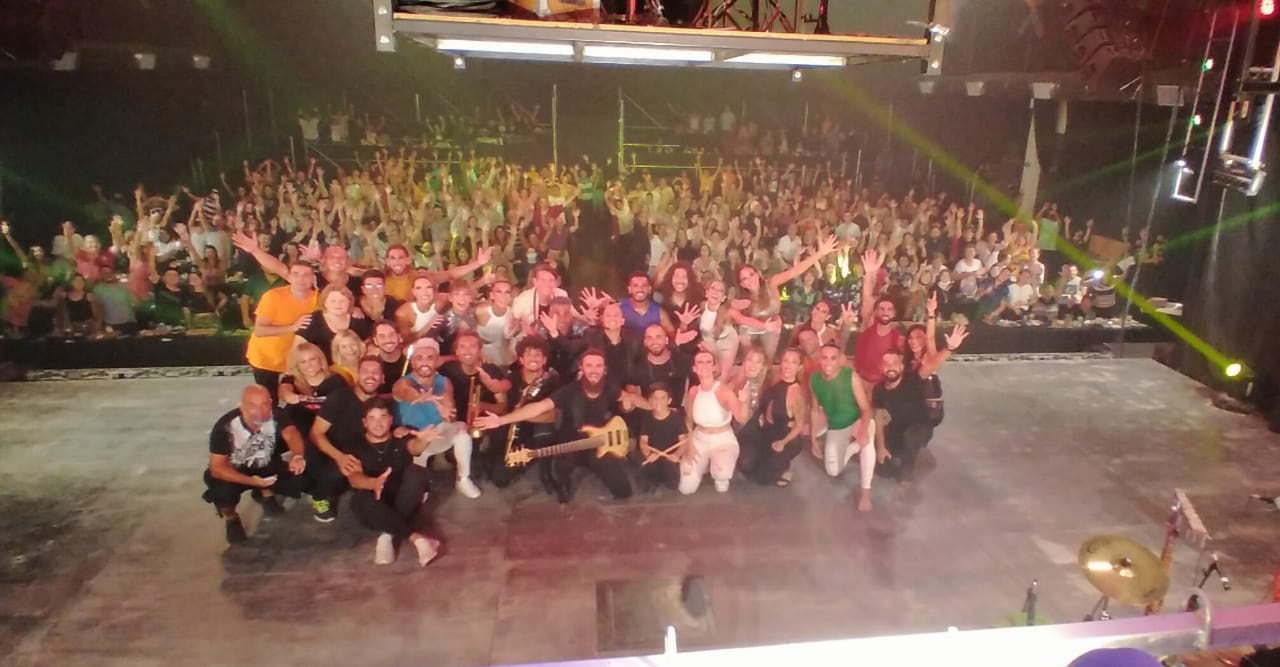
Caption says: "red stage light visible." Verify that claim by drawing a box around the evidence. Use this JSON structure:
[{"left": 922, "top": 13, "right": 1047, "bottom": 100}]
[{"left": 1262, "top": 0, "right": 1277, "bottom": 18}]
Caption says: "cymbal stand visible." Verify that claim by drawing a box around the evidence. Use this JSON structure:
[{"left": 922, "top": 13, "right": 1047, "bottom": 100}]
[{"left": 1084, "top": 596, "right": 1112, "bottom": 622}]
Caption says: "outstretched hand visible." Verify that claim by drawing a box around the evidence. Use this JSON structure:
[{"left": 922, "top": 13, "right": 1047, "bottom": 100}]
[{"left": 944, "top": 324, "right": 969, "bottom": 351}]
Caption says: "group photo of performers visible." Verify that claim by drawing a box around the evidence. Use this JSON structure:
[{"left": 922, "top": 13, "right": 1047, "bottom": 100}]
[{"left": 204, "top": 243, "right": 968, "bottom": 566}]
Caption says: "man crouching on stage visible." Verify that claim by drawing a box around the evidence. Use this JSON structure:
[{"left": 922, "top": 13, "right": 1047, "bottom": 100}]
[
  {"left": 203, "top": 385, "right": 308, "bottom": 544},
  {"left": 392, "top": 339, "right": 482, "bottom": 499},
  {"left": 343, "top": 396, "right": 441, "bottom": 566}
]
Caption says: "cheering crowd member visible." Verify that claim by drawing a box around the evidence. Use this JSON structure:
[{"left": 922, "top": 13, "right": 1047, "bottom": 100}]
[
  {"left": 853, "top": 250, "right": 904, "bottom": 388},
  {"left": 475, "top": 348, "right": 638, "bottom": 503},
  {"left": 203, "top": 385, "right": 308, "bottom": 544},
  {"left": 810, "top": 343, "right": 877, "bottom": 512},
  {"left": 392, "top": 340, "right": 482, "bottom": 499},
  {"left": 344, "top": 397, "right": 441, "bottom": 567},
  {"left": 244, "top": 262, "right": 317, "bottom": 400}
]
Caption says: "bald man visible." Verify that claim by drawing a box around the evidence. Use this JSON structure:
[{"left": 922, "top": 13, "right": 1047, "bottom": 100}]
[{"left": 203, "top": 385, "right": 309, "bottom": 545}]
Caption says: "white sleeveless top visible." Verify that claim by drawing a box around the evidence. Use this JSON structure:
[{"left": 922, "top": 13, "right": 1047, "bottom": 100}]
[
  {"left": 691, "top": 382, "right": 732, "bottom": 428},
  {"left": 411, "top": 302, "right": 438, "bottom": 334},
  {"left": 476, "top": 306, "right": 513, "bottom": 365}
]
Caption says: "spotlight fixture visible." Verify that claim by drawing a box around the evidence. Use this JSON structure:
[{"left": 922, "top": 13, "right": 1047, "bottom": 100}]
[
  {"left": 1225, "top": 362, "right": 1244, "bottom": 378},
  {"left": 791, "top": 69, "right": 803, "bottom": 83},
  {"left": 453, "top": 55, "right": 466, "bottom": 70},
  {"left": 1173, "top": 158, "right": 1187, "bottom": 168},
  {"left": 1031, "top": 82, "right": 1057, "bottom": 100},
  {"left": 1212, "top": 154, "right": 1266, "bottom": 197},
  {"left": 192, "top": 54, "right": 211, "bottom": 70},
  {"left": 133, "top": 52, "right": 156, "bottom": 70}
]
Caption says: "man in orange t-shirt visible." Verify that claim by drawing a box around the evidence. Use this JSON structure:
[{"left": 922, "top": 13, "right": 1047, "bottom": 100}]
[{"left": 246, "top": 262, "right": 317, "bottom": 400}]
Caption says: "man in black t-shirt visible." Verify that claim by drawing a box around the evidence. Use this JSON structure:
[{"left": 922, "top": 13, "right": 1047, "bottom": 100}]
[
  {"left": 489, "top": 336, "right": 563, "bottom": 491},
  {"left": 343, "top": 397, "right": 440, "bottom": 567},
  {"left": 476, "top": 348, "right": 638, "bottom": 503},
  {"left": 203, "top": 385, "right": 308, "bottom": 544},
  {"left": 637, "top": 383, "right": 686, "bottom": 492},
  {"left": 872, "top": 325, "right": 967, "bottom": 482},
  {"left": 309, "top": 356, "right": 385, "bottom": 522},
  {"left": 625, "top": 324, "right": 695, "bottom": 406},
  {"left": 371, "top": 320, "right": 406, "bottom": 394},
  {"left": 438, "top": 331, "right": 511, "bottom": 484}
]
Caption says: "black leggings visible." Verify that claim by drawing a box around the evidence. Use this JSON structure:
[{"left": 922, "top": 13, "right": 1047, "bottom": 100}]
[
  {"left": 203, "top": 463, "right": 305, "bottom": 512},
  {"left": 305, "top": 443, "right": 349, "bottom": 502},
  {"left": 749, "top": 437, "right": 807, "bottom": 485},
  {"left": 349, "top": 464, "right": 431, "bottom": 540}
]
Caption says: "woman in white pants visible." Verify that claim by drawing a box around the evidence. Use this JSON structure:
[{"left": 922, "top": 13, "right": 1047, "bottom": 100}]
[
  {"left": 808, "top": 344, "right": 877, "bottom": 512},
  {"left": 680, "top": 350, "right": 750, "bottom": 494}
]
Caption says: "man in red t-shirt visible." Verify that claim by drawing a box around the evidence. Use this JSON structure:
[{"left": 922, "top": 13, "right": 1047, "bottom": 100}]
[{"left": 852, "top": 249, "right": 904, "bottom": 386}]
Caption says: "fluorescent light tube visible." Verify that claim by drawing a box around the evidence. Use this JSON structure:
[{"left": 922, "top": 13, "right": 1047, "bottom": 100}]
[
  {"left": 582, "top": 45, "right": 714, "bottom": 62},
  {"left": 436, "top": 39, "right": 573, "bottom": 57},
  {"left": 726, "top": 53, "right": 845, "bottom": 67}
]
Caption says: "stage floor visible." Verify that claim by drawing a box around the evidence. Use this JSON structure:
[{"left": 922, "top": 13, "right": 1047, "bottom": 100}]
[{"left": 2, "top": 359, "right": 1279, "bottom": 666}]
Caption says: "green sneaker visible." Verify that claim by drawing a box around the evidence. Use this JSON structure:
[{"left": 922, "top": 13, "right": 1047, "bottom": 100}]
[{"left": 311, "top": 498, "right": 336, "bottom": 523}]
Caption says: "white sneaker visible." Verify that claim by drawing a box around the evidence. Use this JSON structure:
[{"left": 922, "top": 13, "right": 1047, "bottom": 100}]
[
  {"left": 374, "top": 533, "right": 395, "bottom": 565},
  {"left": 714, "top": 479, "right": 731, "bottom": 493},
  {"left": 455, "top": 477, "right": 481, "bottom": 499}
]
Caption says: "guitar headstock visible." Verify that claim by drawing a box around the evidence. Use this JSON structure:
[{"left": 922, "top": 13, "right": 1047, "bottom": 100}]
[{"left": 505, "top": 448, "right": 533, "bottom": 467}]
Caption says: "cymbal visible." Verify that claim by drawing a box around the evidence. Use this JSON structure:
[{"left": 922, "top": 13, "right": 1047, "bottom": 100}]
[{"left": 1078, "top": 535, "right": 1169, "bottom": 606}]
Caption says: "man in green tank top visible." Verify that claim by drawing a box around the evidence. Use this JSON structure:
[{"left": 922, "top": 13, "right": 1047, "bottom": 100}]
[{"left": 809, "top": 343, "right": 879, "bottom": 512}]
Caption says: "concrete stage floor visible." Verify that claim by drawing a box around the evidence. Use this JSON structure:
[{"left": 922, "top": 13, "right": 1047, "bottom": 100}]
[{"left": 2, "top": 359, "right": 1279, "bottom": 666}]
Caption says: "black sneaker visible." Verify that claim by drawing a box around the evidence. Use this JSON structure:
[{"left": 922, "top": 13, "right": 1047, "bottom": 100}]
[
  {"left": 225, "top": 516, "right": 247, "bottom": 544},
  {"left": 251, "top": 490, "right": 285, "bottom": 517},
  {"left": 311, "top": 498, "right": 337, "bottom": 523}
]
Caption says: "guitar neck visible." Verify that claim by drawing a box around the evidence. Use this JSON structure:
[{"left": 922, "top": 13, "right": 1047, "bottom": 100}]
[{"left": 528, "top": 436, "right": 604, "bottom": 460}]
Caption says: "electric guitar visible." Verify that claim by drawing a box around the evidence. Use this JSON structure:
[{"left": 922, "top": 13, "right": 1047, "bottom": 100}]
[{"left": 504, "top": 416, "right": 630, "bottom": 467}]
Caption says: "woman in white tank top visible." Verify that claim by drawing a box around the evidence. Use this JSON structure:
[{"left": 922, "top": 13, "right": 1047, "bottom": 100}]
[
  {"left": 680, "top": 350, "right": 748, "bottom": 494},
  {"left": 474, "top": 278, "right": 517, "bottom": 365},
  {"left": 394, "top": 275, "right": 441, "bottom": 341}
]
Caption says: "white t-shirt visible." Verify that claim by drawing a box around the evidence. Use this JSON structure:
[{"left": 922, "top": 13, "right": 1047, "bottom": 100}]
[
  {"left": 649, "top": 236, "right": 668, "bottom": 268},
  {"left": 775, "top": 235, "right": 799, "bottom": 263},
  {"left": 298, "top": 116, "right": 320, "bottom": 142},
  {"left": 1007, "top": 283, "right": 1035, "bottom": 311}
]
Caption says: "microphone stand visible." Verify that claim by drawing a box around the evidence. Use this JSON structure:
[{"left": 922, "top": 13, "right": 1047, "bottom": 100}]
[{"left": 1021, "top": 580, "right": 1038, "bottom": 626}]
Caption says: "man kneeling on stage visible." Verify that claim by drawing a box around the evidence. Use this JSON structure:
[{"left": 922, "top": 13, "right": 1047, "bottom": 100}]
[
  {"left": 344, "top": 397, "right": 441, "bottom": 566},
  {"left": 392, "top": 339, "right": 482, "bottom": 499},
  {"left": 203, "top": 385, "right": 308, "bottom": 544}
]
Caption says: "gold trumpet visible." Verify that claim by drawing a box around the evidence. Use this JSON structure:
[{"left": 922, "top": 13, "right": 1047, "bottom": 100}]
[{"left": 466, "top": 373, "right": 483, "bottom": 440}]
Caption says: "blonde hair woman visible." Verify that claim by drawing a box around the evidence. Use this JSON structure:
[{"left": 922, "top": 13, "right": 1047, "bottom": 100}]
[{"left": 329, "top": 329, "right": 366, "bottom": 386}]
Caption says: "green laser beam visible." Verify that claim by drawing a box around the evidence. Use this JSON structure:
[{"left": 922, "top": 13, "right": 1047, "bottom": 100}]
[{"left": 818, "top": 75, "right": 1231, "bottom": 370}]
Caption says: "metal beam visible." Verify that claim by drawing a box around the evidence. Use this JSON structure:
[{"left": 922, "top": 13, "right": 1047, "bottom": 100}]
[{"left": 391, "top": 12, "right": 931, "bottom": 60}]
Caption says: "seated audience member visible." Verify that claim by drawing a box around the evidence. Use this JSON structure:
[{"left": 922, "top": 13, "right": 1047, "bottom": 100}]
[
  {"left": 203, "top": 385, "right": 308, "bottom": 544},
  {"left": 310, "top": 356, "right": 387, "bottom": 522},
  {"left": 91, "top": 265, "right": 139, "bottom": 335},
  {"left": 987, "top": 269, "right": 1036, "bottom": 322},
  {"left": 873, "top": 324, "right": 968, "bottom": 482},
  {"left": 392, "top": 340, "right": 482, "bottom": 499},
  {"left": 637, "top": 382, "right": 686, "bottom": 492},
  {"left": 343, "top": 397, "right": 441, "bottom": 567},
  {"left": 1056, "top": 264, "right": 1084, "bottom": 318},
  {"left": 1031, "top": 283, "right": 1059, "bottom": 323}
]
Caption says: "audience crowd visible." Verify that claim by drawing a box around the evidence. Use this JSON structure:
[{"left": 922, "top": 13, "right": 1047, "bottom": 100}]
[{"left": 0, "top": 116, "right": 1168, "bottom": 563}]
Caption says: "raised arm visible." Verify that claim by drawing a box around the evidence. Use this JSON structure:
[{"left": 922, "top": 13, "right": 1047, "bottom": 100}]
[
  {"left": 769, "top": 234, "right": 839, "bottom": 289},
  {"left": 918, "top": 325, "right": 968, "bottom": 377},
  {"left": 859, "top": 248, "right": 885, "bottom": 328}
]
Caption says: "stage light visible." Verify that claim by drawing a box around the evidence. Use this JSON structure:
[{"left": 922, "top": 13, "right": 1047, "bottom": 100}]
[
  {"left": 1202, "top": 58, "right": 1215, "bottom": 71},
  {"left": 1225, "top": 362, "right": 1243, "bottom": 378},
  {"left": 1174, "top": 158, "right": 1187, "bottom": 168},
  {"left": 192, "top": 54, "right": 210, "bottom": 70},
  {"left": 453, "top": 55, "right": 466, "bottom": 70},
  {"left": 929, "top": 59, "right": 941, "bottom": 70},
  {"left": 436, "top": 39, "right": 574, "bottom": 57},
  {"left": 966, "top": 81, "right": 986, "bottom": 96},
  {"left": 1192, "top": 114, "right": 1203, "bottom": 127},
  {"left": 791, "top": 69, "right": 803, "bottom": 83},
  {"left": 1090, "top": 269, "right": 1105, "bottom": 280},
  {"left": 133, "top": 52, "right": 156, "bottom": 70},
  {"left": 378, "top": 35, "right": 392, "bottom": 46},
  {"left": 1262, "top": 0, "right": 1276, "bottom": 18}
]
